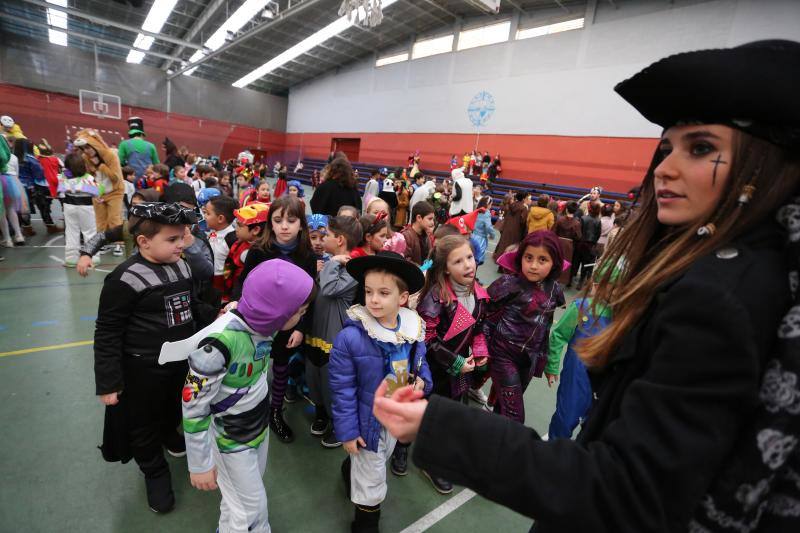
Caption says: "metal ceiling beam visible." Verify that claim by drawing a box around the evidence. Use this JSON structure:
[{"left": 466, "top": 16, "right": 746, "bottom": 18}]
[
  {"left": 418, "top": 0, "right": 459, "bottom": 19},
  {"left": 19, "top": 0, "right": 205, "bottom": 50},
  {"left": 161, "top": 0, "right": 228, "bottom": 71},
  {"left": 553, "top": 0, "right": 571, "bottom": 13},
  {"left": 505, "top": 0, "right": 528, "bottom": 15},
  {"left": 318, "top": 42, "right": 364, "bottom": 62},
  {"left": 0, "top": 12, "right": 184, "bottom": 62},
  {"left": 401, "top": 0, "right": 451, "bottom": 26},
  {"left": 168, "top": 0, "right": 327, "bottom": 79}
]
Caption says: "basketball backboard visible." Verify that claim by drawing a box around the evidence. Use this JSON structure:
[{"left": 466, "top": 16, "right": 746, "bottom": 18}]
[{"left": 79, "top": 90, "right": 122, "bottom": 119}]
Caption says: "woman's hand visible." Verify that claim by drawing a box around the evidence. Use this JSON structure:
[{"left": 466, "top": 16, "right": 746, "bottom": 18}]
[
  {"left": 343, "top": 437, "right": 366, "bottom": 455},
  {"left": 99, "top": 392, "right": 120, "bottom": 405},
  {"left": 190, "top": 468, "right": 218, "bottom": 491},
  {"left": 545, "top": 372, "right": 559, "bottom": 388},
  {"left": 373, "top": 381, "right": 428, "bottom": 443},
  {"left": 286, "top": 331, "right": 304, "bottom": 349}
]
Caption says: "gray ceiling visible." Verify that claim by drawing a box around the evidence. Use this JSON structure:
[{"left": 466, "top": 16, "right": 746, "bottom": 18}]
[{"left": 0, "top": 0, "right": 590, "bottom": 96}]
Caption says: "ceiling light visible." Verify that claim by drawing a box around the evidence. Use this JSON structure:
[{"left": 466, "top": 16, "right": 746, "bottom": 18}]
[
  {"left": 126, "top": 0, "right": 179, "bottom": 63},
  {"left": 233, "top": 0, "right": 398, "bottom": 88},
  {"left": 46, "top": 0, "right": 68, "bottom": 47}
]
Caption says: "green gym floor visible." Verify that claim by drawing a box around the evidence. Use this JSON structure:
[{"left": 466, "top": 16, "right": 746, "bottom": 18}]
[{"left": 0, "top": 192, "right": 575, "bottom": 532}]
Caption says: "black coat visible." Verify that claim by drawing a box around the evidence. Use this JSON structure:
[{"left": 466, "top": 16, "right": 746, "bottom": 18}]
[
  {"left": 413, "top": 222, "right": 791, "bottom": 532},
  {"left": 309, "top": 179, "right": 362, "bottom": 217}
]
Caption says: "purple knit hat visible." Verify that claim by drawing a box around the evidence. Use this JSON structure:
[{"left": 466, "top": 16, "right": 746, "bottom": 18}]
[{"left": 238, "top": 259, "right": 313, "bottom": 336}]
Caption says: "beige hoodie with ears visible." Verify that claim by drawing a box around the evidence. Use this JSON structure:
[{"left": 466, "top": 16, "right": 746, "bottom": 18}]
[{"left": 527, "top": 206, "right": 555, "bottom": 233}]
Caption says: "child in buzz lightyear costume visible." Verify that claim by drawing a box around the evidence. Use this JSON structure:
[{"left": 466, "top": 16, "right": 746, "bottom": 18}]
[{"left": 160, "top": 259, "right": 316, "bottom": 533}]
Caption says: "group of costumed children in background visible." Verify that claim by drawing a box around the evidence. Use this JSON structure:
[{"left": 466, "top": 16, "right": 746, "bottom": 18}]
[{"left": 31, "top": 114, "right": 611, "bottom": 533}]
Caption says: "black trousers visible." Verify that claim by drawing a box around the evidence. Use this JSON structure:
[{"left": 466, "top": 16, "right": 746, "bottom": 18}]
[
  {"left": 571, "top": 241, "right": 597, "bottom": 286},
  {"left": 123, "top": 358, "right": 187, "bottom": 478},
  {"left": 33, "top": 184, "right": 54, "bottom": 225}
]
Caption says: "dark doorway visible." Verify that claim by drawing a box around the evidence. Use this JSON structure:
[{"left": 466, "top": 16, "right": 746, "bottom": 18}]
[{"left": 331, "top": 138, "right": 361, "bottom": 163}]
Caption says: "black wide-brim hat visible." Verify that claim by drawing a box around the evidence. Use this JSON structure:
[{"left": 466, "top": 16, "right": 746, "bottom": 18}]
[
  {"left": 346, "top": 251, "right": 425, "bottom": 294},
  {"left": 615, "top": 40, "right": 800, "bottom": 149},
  {"left": 127, "top": 116, "right": 145, "bottom": 136}
]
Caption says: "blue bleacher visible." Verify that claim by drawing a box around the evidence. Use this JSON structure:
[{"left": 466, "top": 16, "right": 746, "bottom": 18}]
[{"left": 286, "top": 158, "right": 632, "bottom": 207}]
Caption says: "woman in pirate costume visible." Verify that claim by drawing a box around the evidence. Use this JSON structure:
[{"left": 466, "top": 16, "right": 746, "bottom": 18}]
[{"left": 372, "top": 40, "right": 800, "bottom": 532}]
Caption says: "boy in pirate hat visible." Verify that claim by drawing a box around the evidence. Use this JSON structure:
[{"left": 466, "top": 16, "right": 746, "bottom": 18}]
[
  {"left": 118, "top": 116, "right": 159, "bottom": 181},
  {"left": 330, "top": 251, "right": 433, "bottom": 532}
]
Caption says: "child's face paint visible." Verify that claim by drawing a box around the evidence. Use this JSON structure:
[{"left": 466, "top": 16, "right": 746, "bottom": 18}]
[
  {"left": 654, "top": 124, "right": 733, "bottom": 227},
  {"left": 521, "top": 245, "right": 553, "bottom": 283}
]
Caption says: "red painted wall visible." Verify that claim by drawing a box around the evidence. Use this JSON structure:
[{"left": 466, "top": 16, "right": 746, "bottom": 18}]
[
  {"left": 0, "top": 83, "right": 285, "bottom": 161},
  {"left": 286, "top": 131, "right": 658, "bottom": 193},
  {"left": 2, "top": 83, "right": 657, "bottom": 194}
]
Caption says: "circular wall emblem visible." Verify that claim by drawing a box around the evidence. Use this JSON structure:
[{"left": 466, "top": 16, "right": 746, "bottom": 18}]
[{"left": 468, "top": 91, "right": 496, "bottom": 127}]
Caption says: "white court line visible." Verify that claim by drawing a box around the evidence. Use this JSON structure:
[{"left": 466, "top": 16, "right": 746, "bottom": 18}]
[
  {"left": 399, "top": 489, "right": 477, "bottom": 533},
  {"left": 400, "top": 432, "right": 549, "bottom": 532},
  {"left": 45, "top": 234, "right": 64, "bottom": 247}
]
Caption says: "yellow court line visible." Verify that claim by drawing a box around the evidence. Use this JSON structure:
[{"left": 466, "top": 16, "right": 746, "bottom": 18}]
[{"left": 0, "top": 340, "right": 94, "bottom": 358}]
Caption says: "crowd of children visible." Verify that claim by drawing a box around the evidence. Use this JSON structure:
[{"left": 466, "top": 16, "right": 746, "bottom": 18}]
[{"left": 0, "top": 114, "right": 626, "bottom": 532}]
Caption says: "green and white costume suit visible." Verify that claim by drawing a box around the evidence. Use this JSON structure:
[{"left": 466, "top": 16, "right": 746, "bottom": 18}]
[{"left": 182, "top": 312, "right": 273, "bottom": 474}]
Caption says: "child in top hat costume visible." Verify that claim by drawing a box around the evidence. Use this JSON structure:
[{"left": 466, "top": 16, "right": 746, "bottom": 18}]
[
  {"left": 379, "top": 40, "right": 800, "bottom": 533},
  {"left": 117, "top": 117, "right": 159, "bottom": 181},
  {"left": 330, "top": 251, "right": 432, "bottom": 532}
]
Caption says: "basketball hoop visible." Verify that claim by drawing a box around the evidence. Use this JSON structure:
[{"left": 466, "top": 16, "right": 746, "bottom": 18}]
[{"left": 79, "top": 90, "right": 121, "bottom": 120}]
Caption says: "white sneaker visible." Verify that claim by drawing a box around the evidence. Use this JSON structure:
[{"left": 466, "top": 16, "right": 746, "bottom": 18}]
[
  {"left": 13, "top": 235, "right": 24, "bottom": 246},
  {"left": 468, "top": 388, "right": 488, "bottom": 406},
  {"left": 99, "top": 245, "right": 110, "bottom": 255},
  {"left": 1, "top": 240, "right": 12, "bottom": 248},
  {"left": 112, "top": 244, "right": 123, "bottom": 256}
]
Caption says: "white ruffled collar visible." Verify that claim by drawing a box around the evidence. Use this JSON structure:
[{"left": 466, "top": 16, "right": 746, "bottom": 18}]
[{"left": 346, "top": 305, "right": 425, "bottom": 344}]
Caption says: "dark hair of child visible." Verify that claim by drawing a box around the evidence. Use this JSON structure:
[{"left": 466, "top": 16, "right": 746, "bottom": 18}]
[
  {"left": 601, "top": 203, "right": 614, "bottom": 217},
  {"left": 537, "top": 195, "right": 550, "bottom": 208},
  {"left": 208, "top": 195, "right": 238, "bottom": 224},
  {"left": 64, "top": 152, "right": 86, "bottom": 176},
  {"left": 362, "top": 267, "right": 408, "bottom": 294},
  {"left": 337, "top": 205, "right": 359, "bottom": 218},
  {"left": 122, "top": 165, "right": 135, "bottom": 178},
  {"left": 433, "top": 224, "right": 460, "bottom": 240},
  {"left": 329, "top": 215, "right": 362, "bottom": 251},
  {"left": 588, "top": 202, "right": 601, "bottom": 217},
  {"left": 566, "top": 201, "right": 579, "bottom": 215},
  {"left": 411, "top": 200, "right": 434, "bottom": 222},
  {"left": 153, "top": 163, "right": 170, "bottom": 180},
  {"left": 204, "top": 177, "right": 219, "bottom": 188},
  {"left": 514, "top": 191, "right": 529, "bottom": 202}
]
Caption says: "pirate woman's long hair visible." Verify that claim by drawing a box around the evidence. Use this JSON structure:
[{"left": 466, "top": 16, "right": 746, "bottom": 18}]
[{"left": 579, "top": 130, "right": 800, "bottom": 367}]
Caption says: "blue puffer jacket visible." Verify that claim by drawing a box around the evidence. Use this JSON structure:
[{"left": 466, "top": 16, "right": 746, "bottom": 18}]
[{"left": 330, "top": 309, "right": 433, "bottom": 453}]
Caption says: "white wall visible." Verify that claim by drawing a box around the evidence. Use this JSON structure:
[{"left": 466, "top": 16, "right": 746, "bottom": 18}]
[{"left": 286, "top": 0, "right": 800, "bottom": 138}]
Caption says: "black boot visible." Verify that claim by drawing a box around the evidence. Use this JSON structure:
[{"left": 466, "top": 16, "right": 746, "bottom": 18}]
[
  {"left": 341, "top": 456, "right": 352, "bottom": 499},
  {"left": 145, "top": 471, "right": 175, "bottom": 513},
  {"left": 351, "top": 504, "right": 380, "bottom": 533},
  {"left": 269, "top": 406, "right": 295, "bottom": 443},
  {"left": 390, "top": 442, "right": 408, "bottom": 476},
  {"left": 422, "top": 470, "right": 454, "bottom": 494}
]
